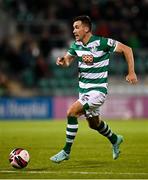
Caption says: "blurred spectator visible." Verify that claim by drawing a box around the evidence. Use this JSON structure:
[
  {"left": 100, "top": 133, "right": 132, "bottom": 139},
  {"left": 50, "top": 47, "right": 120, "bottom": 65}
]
[
  {"left": 34, "top": 55, "right": 51, "bottom": 81},
  {"left": 95, "top": 20, "right": 110, "bottom": 37},
  {"left": 39, "top": 29, "right": 51, "bottom": 58},
  {"left": 128, "top": 31, "right": 141, "bottom": 48}
]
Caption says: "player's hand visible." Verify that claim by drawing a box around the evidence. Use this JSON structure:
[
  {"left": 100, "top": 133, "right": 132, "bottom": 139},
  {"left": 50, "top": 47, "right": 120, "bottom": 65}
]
[
  {"left": 56, "top": 57, "right": 65, "bottom": 66},
  {"left": 126, "top": 72, "right": 138, "bottom": 84}
]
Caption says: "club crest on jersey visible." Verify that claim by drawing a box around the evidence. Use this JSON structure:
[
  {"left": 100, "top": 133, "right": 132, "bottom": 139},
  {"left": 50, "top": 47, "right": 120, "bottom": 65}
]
[
  {"left": 90, "top": 46, "right": 97, "bottom": 53},
  {"left": 82, "top": 54, "right": 94, "bottom": 65}
]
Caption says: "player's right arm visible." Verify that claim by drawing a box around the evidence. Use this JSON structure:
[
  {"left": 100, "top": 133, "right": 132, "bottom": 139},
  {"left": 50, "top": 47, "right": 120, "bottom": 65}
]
[
  {"left": 56, "top": 53, "right": 75, "bottom": 67},
  {"left": 56, "top": 41, "right": 76, "bottom": 67}
]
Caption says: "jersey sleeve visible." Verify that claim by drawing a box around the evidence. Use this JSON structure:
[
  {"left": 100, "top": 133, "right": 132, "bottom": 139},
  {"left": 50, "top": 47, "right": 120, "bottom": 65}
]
[
  {"left": 100, "top": 37, "right": 117, "bottom": 53},
  {"left": 67, "top": 42, "right": 77, "bottom": 56}
]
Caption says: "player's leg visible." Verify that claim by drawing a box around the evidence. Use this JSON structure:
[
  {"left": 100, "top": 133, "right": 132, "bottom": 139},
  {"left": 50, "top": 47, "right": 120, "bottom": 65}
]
[
  {"left": 86, "top": 116, "right": 123, "bottom": 159},
  {"left": 86, "top": 116, "right": 118, "bottom": 144},
  {"left": 79, "top": 91, "right": 123, "bottom": 160},
  {"left": 63, "top": 100, "right": 84, "bottom": 154},
  {"left": 50, "top": 100, "right": 84, "bottom": 163}
]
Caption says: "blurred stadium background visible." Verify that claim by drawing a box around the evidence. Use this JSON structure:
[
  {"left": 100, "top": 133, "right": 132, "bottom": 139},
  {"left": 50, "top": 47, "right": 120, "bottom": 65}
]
[{"left": 0, "top": 0, "right": 148, "bottom": 120}]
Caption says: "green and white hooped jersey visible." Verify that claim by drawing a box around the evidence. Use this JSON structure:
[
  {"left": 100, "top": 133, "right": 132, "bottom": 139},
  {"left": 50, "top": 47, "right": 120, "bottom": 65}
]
[{"left": 68, "top": 35, "right": 118, "bottom": 95}]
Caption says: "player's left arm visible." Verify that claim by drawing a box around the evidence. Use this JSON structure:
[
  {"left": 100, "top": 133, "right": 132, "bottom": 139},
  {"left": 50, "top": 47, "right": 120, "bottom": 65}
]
[{"left": 115, "top": 42, "right": 138, "bottom": 84}]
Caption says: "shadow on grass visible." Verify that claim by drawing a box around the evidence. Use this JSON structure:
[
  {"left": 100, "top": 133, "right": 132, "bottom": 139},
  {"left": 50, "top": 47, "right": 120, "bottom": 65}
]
[{"left": 65, "top": 159, "right": 110, "bottom": 169}]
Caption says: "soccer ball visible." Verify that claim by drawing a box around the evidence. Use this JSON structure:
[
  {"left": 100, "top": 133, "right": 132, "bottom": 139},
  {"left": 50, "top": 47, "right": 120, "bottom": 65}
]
[{"left": 9, "top": 148, "right": 30, "bottom": 169}]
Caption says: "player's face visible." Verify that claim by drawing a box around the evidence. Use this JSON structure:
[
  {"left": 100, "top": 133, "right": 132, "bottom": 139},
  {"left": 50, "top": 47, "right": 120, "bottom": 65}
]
[{"left": 73, "top": 21, "right": 88, "bottom": 41}]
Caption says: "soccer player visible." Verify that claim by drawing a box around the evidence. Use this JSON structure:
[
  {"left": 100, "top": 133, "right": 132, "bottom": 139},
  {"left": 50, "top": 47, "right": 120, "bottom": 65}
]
[{"left": 50, "top": 15, "right": 138, "bottom": 163}]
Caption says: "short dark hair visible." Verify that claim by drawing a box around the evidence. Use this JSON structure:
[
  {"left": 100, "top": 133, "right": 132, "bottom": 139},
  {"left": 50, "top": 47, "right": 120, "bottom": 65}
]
[{"left": 73, "top": 15, "right": 92, "bottom": 31}]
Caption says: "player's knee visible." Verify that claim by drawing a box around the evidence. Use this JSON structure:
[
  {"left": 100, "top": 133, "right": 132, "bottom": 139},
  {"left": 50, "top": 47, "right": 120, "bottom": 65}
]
[
  {"left": 67, "top": 102, "right": 83, "bottom": 117},
  {"left": 67, "top": 108, "right": 77, "bottom": 117}
]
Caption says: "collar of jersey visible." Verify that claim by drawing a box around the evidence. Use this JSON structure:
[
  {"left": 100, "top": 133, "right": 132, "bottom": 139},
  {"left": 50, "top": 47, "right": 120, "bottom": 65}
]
[{"left": 75, "top": 35, "right": 97, "bottom": 47}]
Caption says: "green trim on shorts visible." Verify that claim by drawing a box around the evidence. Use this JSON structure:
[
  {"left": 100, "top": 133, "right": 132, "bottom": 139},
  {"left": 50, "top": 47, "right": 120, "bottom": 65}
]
[{"left": 83, "top": 103, "right": 89, "bottom": 111}]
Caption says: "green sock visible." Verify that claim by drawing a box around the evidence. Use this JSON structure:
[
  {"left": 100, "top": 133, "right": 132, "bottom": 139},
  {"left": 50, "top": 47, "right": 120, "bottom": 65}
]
[
  {"left": 63, "top": 116, "right": 78, "bottom": 154},
  {"left": 97, "top": 121, "right": 117, "bottom": 144}
]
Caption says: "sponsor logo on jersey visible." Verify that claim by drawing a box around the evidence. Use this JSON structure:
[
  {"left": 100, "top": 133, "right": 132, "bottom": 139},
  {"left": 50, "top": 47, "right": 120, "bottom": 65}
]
[{"left": 82, "top": 54, "right": 94, "bottom": 65}]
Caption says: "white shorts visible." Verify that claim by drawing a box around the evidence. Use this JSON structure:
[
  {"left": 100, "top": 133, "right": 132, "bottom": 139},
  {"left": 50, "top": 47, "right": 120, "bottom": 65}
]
[{"left": 78, "top": 91, "right": 106, "bottom": 118}]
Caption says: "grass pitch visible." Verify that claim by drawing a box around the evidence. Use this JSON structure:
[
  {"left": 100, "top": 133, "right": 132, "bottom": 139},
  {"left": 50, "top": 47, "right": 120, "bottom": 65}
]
[{"left": 0, "top": 119, "right": 148, "bottom": 179}]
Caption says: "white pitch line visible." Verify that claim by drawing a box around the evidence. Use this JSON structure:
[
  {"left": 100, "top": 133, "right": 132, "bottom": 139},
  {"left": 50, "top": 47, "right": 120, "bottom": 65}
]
[{"left": 0, "top": 170, "right": 148, "bottom": 175}]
